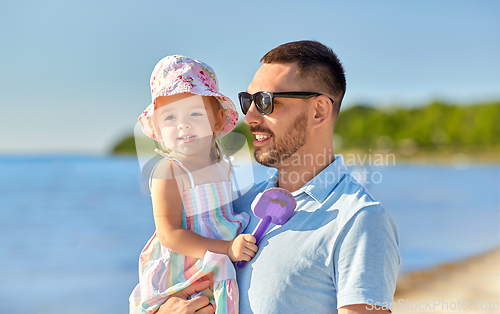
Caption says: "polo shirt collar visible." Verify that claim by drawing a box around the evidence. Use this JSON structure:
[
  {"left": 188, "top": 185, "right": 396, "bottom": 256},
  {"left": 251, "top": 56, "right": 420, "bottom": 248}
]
[{"left": 264, "top": 154, "right": 348, "bottom": 203}]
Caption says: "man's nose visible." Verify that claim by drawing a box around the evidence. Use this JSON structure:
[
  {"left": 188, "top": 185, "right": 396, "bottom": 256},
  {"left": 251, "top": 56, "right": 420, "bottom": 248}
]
[{"left": 243, "top": 102, "right": 264, "bottom": 126}]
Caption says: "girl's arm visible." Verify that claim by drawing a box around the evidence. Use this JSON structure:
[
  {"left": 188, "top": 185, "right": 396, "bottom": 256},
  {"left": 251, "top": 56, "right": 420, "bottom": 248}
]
[{"left": 151, "top": 160, "right": 257, "bottom": 261}]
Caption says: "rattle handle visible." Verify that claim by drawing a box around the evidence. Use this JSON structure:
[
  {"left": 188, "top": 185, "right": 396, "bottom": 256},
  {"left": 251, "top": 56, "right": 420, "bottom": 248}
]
[{"left": 235, "top": 216, "right": 272, "bottom": 268}]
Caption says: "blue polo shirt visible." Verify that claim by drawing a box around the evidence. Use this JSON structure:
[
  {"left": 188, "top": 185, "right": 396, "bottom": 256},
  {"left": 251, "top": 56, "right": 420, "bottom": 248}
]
[{"left": 233, "top": 155, "right": 400, "bottom": 314}]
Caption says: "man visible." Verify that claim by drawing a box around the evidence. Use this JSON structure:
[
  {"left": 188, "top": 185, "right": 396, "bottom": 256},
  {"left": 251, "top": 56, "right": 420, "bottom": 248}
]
[{"left": 159, "top": 40, "right": 400, "bottom": 314}]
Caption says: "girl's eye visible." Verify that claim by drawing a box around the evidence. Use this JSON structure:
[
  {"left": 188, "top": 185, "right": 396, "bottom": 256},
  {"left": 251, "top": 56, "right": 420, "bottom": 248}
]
[
  {"left": 191, "top": 112, "right": 203, "bottom": 116},
  {"left": 165, "top": 115, "right": 175, "bottom": 121}
]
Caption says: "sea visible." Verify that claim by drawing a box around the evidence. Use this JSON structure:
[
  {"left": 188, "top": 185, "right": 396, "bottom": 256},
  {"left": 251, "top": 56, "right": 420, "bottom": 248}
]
[{"left": 0, "top": 155, "right": 498, "bottom": 313}]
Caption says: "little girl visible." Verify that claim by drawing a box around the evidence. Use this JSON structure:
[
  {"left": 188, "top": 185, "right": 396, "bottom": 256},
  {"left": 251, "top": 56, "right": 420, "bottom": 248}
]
[{"left": 129, "top": 55, "right": 258, "bottom": 314}]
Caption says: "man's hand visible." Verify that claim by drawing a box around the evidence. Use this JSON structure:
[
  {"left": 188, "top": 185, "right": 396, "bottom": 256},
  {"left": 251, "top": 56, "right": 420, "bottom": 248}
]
[
  {"left": 227, "top": 234, "right": 258, "bottom": 262},
  {"left": 157, "top": 280, "right": 215, "bottom": 314}
]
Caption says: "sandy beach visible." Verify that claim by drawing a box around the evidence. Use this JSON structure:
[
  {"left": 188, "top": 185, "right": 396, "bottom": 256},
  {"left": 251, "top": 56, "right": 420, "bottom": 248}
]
[{"left": 391, "top": 247, "right": 500, "bottom": 314}]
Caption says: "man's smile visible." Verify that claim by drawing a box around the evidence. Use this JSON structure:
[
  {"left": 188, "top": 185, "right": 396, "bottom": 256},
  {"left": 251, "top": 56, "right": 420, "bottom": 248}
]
[{"left": 252, "top": 133, "right": 273, "bottom": 146}]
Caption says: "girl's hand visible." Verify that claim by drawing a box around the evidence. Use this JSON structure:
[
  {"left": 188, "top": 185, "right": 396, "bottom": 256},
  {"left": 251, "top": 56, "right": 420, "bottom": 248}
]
[{"left": 227, "top": 234, "right": 258, "bottom": 262}]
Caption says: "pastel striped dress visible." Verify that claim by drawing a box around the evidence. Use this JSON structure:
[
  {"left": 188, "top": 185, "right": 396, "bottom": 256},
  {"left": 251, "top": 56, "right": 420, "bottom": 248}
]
[{"left": 129, "top": 157, "right": 249, "bottom": 314}]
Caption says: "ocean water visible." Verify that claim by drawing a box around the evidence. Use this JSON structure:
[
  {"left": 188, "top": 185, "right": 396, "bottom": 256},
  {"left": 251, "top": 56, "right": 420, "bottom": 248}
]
[{"left": 0, "top": 155, "right": 498, "bottom": 313}]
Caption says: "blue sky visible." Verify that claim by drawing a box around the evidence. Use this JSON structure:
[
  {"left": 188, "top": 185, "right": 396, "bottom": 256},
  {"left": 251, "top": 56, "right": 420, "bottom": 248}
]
[{"left": 1, "top": 0, "right": 499, "bottom": 154}]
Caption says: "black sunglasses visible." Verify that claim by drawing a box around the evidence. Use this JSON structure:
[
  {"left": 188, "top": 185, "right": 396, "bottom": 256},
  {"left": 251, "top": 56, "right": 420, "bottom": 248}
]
[{"left": 238, "top": 91, "right": 334, "bottom": 115}]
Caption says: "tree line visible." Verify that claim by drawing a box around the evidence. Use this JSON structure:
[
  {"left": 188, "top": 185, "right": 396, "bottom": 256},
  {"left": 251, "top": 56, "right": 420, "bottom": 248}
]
[{"left": 113, "top": 101, "right": 500, "bottom": 155}]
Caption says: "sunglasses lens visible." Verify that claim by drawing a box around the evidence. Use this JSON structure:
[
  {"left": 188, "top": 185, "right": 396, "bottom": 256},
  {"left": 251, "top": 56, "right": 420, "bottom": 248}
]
[
  {"left": 255, "top": 93, "right": 273, "bottom": 115},
  {"left": 238, "top": 92, "right": 273, "bottom": 115},
  {"left": 238, "top": 92, "right": 252, "bottom": 114}
]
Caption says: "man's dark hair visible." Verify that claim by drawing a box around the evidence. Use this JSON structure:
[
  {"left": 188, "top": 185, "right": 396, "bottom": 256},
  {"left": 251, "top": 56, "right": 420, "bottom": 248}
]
[{"left": 260, "top": 40, "right": 346, "bottom": 116}]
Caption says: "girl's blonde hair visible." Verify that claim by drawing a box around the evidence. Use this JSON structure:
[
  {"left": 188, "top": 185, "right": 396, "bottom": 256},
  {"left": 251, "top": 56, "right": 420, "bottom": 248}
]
[{"left": 209, "top": 96, "right": 224, "bottom": 162}]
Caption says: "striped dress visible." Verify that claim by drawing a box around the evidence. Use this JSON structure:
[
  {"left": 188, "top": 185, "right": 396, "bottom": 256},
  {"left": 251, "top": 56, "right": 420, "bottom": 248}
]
[{"left": 129, "top": 180, "right": 250, "bottom": 314}]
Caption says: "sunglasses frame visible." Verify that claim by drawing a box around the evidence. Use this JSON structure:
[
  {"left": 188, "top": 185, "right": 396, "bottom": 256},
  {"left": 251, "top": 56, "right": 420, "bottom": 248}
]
[{"left": 238, "top": 91, "right": 334, "bottom": 115}]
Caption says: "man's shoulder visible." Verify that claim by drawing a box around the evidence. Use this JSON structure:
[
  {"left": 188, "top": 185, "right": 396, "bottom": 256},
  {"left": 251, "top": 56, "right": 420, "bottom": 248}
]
[
  {"left": 335, "top": 173, "right": 380, "bottom": 207},
  {"left": 326, "top": 173, "right": 395, "bottom": 227}
]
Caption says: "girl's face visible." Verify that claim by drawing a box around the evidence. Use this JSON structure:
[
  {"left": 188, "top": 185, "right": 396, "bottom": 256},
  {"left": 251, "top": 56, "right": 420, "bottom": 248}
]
[{"left": 153, "top": 94, "right": 223, "bottom": 158}]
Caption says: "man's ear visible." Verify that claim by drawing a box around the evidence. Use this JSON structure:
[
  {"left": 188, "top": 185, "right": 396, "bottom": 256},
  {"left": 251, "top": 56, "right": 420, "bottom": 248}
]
[{"left": 311, "top": 95, "right": 333, "bottom": 128}]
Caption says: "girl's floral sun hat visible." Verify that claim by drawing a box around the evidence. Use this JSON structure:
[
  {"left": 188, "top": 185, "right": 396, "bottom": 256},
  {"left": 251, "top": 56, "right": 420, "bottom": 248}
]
[{"left": 138, "top": 55, "right": 239, "bottom": 141}]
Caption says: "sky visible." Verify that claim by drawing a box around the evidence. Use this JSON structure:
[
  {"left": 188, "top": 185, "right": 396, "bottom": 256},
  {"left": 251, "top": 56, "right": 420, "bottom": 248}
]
[{"left": 1, "top": 0, "right": 499, "bottom": 154}]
